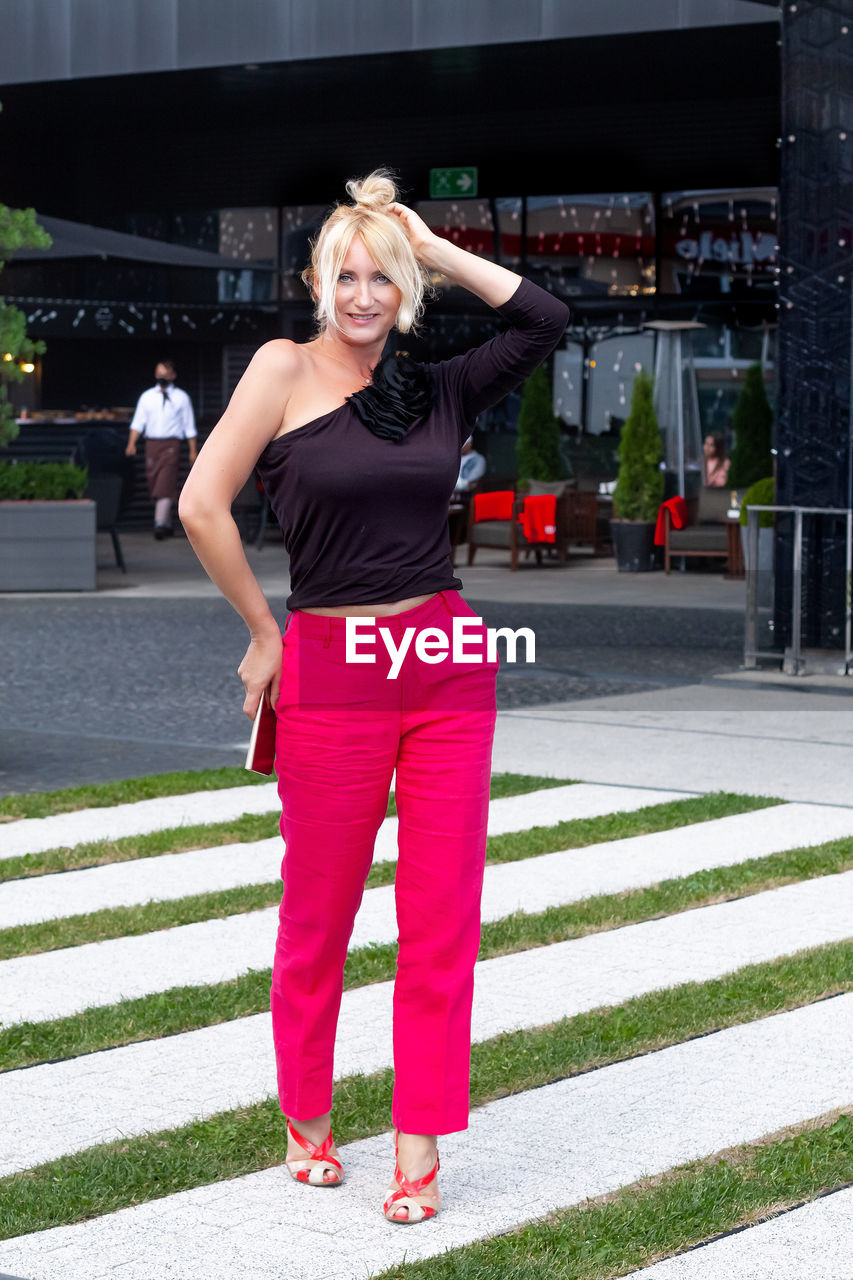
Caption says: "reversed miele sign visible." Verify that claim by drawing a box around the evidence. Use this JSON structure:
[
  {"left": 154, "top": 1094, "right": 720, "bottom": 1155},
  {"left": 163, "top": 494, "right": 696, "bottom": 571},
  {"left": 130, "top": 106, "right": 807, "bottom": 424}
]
[
  {"left": 672, "top": 230, "right": 777, "bottom": 266},
  {"left": 660, "top": 188, "right": 779, "bottom": 291}
]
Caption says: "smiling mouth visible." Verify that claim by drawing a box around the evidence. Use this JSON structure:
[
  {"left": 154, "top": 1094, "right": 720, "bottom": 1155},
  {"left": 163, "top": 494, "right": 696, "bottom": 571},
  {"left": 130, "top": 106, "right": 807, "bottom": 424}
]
[{"left": 348, "top": 313, "right": 378, "bottom": 321}]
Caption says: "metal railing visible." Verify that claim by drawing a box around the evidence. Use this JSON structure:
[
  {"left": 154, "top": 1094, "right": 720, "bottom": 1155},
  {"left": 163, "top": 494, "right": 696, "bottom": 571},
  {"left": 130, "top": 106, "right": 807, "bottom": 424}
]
[{"left": 743, "top": 505, "right": 852, "bottom": 674}]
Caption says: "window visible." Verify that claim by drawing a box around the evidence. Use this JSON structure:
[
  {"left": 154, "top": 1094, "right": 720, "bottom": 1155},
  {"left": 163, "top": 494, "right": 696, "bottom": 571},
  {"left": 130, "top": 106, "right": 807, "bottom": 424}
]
[
  {"left": 525, "top": 193, "right": 655, "bottom": 298},
  {"left": 415, "top": 199, "right": 496, "bottom": 263},
  {"left": 660, "top": 189, "right": 778, "bottom": 296}
]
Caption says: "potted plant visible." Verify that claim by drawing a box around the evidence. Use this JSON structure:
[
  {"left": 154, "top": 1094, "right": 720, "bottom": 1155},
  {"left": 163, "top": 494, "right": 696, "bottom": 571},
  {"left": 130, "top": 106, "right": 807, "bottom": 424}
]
[
  {"left": 516, "top": 365, "right": 567, "bottom": 487},
  {"left": 0, "top": 460, "right": 96, "bottom": 590},
  {"left": 728, "top": 363, "right": 773, "bottom": 490},
  {"left": 610, "top": 369, "right": 664, "bottom": 571}
]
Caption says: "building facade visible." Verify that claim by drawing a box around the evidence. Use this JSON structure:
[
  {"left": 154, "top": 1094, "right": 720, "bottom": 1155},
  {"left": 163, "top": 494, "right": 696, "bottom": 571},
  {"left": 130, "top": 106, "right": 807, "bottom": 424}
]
[{"left": 1, "top": 1, "right": 780, "bottom": 482}]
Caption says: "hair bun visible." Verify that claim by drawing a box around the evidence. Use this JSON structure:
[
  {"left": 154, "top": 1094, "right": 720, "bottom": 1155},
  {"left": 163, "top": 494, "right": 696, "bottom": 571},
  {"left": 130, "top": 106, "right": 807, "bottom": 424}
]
[{"left": 346, "top": 169, "right": 398, "bottom": 212}]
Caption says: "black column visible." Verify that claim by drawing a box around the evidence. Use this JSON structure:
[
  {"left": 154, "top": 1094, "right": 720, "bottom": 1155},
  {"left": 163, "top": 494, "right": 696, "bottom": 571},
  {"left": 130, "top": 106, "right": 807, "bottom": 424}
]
[{"left": 776, "top": 0, "right": 853, "bottom": 651}]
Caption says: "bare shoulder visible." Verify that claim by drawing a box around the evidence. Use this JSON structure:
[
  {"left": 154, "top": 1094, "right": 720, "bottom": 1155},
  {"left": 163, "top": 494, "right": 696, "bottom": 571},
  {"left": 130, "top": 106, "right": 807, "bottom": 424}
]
[
  {"left": 248, "top": 338, "right": 307, "bottom": 376},
  {"left": 226, "top": 339, "right": 306, "bottom": 408},
  {"left": 212, "top": 339, "right": 308, "bottom": 447}
]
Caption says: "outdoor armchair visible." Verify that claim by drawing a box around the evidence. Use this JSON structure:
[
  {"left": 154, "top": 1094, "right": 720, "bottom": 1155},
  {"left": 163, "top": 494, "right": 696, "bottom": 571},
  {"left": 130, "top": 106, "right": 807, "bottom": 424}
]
[
  {"left": 663, "top": 485, "right": 730, "bottom": 573},
  {"left": 466, "top": 486, "right": 570, "bottom": 570}
]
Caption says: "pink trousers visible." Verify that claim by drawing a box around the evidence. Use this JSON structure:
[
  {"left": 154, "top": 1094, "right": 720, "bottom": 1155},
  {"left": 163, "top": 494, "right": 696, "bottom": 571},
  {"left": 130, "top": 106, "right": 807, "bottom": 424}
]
[{"left": 272, "top": 589, "right": 498, "bottom": 1135}]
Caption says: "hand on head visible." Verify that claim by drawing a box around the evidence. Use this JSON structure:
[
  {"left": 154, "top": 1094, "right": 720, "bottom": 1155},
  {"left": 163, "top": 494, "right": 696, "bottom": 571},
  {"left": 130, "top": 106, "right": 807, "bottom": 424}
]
[{"left": 385, "top": 202, "right": 436, "bottom": 262}]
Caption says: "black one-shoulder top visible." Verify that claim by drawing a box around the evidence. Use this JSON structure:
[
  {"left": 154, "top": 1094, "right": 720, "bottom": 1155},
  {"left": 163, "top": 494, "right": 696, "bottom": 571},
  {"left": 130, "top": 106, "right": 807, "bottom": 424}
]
[{"left": 254, "top": 276, "right": 569, "bottom": 610}]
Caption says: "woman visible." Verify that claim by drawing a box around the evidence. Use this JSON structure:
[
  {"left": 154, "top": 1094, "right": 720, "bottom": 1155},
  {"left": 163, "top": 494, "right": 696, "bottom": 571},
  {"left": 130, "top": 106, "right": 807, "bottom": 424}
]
[
  {"left": 703, "top": 432, "right": 730, "bottom": 487},
  {"left": 179, "top": 170, "right": 568, "bottom": 1223}
]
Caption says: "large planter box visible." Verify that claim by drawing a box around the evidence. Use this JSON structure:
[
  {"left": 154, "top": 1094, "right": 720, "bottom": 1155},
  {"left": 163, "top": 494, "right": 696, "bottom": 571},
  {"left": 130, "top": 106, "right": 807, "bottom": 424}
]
[{"left": 0, "top": 500, "right": 96, "bottom": 591}]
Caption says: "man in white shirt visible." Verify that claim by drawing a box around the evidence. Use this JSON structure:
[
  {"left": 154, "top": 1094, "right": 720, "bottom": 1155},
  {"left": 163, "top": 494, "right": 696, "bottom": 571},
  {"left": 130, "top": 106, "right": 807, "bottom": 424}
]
[
  {"left": 449, "top": 436, "right": 487, "bottom": 562},
  {"left": 126, "top": 360, "right": 197, "bottom": 538},
  {"left": 454, "top": 435, "right": 486, "bottom": 496}
]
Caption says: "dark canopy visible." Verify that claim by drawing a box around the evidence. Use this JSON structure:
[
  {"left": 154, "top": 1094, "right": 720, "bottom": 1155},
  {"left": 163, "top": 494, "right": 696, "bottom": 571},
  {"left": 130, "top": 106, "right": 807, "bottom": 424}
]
[{"left": 10, "top": 215, "right": 274, "bottom": 270}]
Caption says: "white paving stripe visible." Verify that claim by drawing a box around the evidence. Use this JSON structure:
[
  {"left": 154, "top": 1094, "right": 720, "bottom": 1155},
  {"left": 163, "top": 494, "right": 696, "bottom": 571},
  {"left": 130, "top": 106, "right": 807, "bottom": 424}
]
[
  {"left": 0, "top": 783, "right": 281, "bottom": 861},
  {"left": 1, "top": 800, "right": 851, "bottom": 1027},
  {"left": 0, "top": 784, "right": 690, "bottom": 928},
  {"left": 2, "top": 995, "right": 850, "bottom": 1280},
  {"left": 622, "top": 1186, "right": 853, "bottom": 1279},
  {"left": 1, "top": 871, "right": 851, "bottom": 1176}
]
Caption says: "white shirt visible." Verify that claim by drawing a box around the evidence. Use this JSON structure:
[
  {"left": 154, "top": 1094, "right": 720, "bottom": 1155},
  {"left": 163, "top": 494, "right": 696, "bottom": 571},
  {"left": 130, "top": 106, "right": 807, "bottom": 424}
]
[
  {"left": 130, "top": 385, "right": 197, "bottom": 440},
  {"left": 455, "top": 450, "right": 486, "bottom": 491}
]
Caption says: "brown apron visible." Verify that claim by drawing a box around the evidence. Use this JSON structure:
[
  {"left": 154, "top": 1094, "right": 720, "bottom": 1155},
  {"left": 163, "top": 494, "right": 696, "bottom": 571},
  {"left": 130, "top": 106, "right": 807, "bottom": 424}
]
[{"left": 145, "top": 438, "right": 181, "bottom": 503}]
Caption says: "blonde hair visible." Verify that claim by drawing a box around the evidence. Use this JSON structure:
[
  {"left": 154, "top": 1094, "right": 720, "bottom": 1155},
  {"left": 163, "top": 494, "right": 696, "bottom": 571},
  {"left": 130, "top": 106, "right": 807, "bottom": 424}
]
[{"left": 302, "top": 169, "right": 431, "bottom": 334}]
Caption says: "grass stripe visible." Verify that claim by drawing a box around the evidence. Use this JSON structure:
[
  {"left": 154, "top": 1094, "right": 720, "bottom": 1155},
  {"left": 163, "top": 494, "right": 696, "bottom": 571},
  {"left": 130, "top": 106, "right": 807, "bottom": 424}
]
[
  {"left": 0, "top": 772, "right": 570, "bottom": 882},
  {"left": 0, "top": 793, "right": 779, "bottom": 957},
  {"left": 1, "top": 942, "right": 850, "bottom": 1239},
  {"left": 1, "top": 834, "right": 848, "bottom": 1071},
  {"left": 0, "top": 766, "right": 273, "bottom": 821},
  {"left": 371, "top": 1113, "right": 853, "bottom": 1280}
]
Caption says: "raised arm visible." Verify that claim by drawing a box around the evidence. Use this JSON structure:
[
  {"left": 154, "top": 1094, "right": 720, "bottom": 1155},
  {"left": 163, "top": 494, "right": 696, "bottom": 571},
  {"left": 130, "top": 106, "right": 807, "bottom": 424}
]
[
  {"left": 388, "top": 202, "right": 569, "bottom": 428},
  {"left": 178, "top": 339, "right": 297, "bottom": 717},
  {"left": 388, "top": 201, "right": 522, "bottom": 307}
]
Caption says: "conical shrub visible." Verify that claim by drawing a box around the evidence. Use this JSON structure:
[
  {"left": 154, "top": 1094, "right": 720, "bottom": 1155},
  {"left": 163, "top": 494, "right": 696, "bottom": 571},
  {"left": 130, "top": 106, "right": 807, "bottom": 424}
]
[
  {"left": 728, "top": 362, "right": 773, "bottom": 490},
  {"left": 613, "top": 369, "right": 664, "bottom": 522},
  {"left": 516, "top": 365, "right": 566, "bottom": 486}
]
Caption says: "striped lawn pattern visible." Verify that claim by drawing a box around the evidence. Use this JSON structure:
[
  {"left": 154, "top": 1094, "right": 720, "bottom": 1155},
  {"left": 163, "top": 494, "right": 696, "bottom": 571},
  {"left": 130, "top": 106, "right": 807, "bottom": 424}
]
[
  {"left": 0, "top": 783, "right": 691, "bottom": 926},
  {"left": 3, "top": 873, "right": 851, "bottom": 1177},
  {"left": 1, "top": 797, "right": 848, "bottom": 1027},
  {"left": 1, "top": 772, "right": 852, "bottom": 1280}
]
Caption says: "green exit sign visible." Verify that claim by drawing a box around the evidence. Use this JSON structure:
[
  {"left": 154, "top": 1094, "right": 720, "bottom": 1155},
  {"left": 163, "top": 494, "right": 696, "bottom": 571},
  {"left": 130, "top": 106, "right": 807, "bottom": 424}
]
[{"left": 430, "top": 167, "right": 478, "bottom": 198}]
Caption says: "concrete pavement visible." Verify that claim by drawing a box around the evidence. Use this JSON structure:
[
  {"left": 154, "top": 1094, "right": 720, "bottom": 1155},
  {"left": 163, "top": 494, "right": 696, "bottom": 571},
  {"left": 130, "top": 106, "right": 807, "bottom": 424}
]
[
  {"left": 2, "top": 531, "right": 849, "bottom": 799},
  {"left": 10, "top": 527, "right": 748, "bottom": 609}
]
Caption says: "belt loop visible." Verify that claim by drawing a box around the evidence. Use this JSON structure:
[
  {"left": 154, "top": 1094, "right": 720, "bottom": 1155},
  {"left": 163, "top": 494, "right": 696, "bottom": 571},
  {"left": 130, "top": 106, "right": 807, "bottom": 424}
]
[{"left": 323, "top": 617, "right": 332, "bottom": 648}]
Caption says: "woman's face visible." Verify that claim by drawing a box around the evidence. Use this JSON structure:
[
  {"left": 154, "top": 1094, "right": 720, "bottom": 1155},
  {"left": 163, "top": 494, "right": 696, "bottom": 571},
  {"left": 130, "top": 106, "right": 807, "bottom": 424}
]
[
  {"left": 331, "top": 235, "right": 402, "bottom": 343},
  {"left": 704, "top": 435, "right": 715, "bottom": 458}
]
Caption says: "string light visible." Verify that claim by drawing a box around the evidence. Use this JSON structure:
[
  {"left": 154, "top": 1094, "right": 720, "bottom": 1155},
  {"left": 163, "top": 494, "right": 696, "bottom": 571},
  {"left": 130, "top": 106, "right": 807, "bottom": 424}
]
[{"left": 5, "top": 296, "right": 264, "bottom": 336}]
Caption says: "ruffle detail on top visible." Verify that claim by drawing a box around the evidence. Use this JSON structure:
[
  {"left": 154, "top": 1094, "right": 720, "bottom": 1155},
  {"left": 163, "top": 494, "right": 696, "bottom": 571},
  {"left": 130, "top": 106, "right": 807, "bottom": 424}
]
[{"left": 347, "top": 352, "right": 435, "bottom": 442}]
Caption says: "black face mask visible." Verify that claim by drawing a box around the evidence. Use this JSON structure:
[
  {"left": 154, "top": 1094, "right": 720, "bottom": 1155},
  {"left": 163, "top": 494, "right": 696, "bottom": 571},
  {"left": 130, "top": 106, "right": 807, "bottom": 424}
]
[{"left": 157, "top": 377, "right": 175, "bottom": 388}]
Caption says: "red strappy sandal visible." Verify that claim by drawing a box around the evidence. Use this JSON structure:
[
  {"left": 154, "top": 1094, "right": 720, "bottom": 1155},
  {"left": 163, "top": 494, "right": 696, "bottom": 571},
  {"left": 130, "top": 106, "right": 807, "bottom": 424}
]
[
  {"left": 383, "top": 1130, "right": 440, "bottom": 1224},
  {"left": 285, "top": 1118, "right": 343, "bottom": 1187}
]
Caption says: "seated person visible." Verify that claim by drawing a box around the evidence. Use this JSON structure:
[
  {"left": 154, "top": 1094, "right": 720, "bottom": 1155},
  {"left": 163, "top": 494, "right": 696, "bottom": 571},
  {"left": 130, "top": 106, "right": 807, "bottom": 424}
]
[
  {"left": 454, "top": 436, "right": 486, "bottom": 496},
  {"left": 703, "top": 432, "right": 730, "bottom": 488}
]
